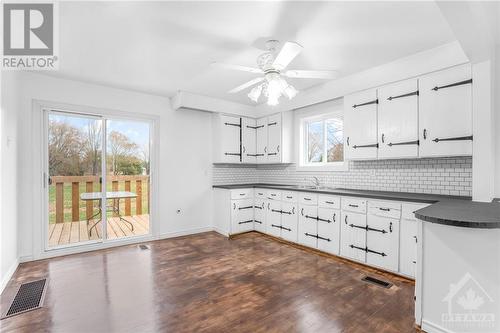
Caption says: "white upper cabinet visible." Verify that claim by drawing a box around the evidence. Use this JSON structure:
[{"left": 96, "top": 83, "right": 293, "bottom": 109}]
[
  {"left": 242, "top": 117, "right": 257, "bottom": 163},
  {"left": 213, "top": 114, "right": 241, "bottom": 163},
  {"left": 255, "top": 117, "right": 268, "bottom": 163},
  {"left": 344, "top": 89, "right": 378, "bottom": 160},
  {"left": 419, "top": 64, "right": 473, "bottom": 157},
  {"left": 378, "top": 79, "right": 419, "bottom": 159},
  {"left": 267, "top": 113, "right": 282, "bottom": 163}
]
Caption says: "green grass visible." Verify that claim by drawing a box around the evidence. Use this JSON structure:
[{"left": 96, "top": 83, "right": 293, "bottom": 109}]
[{"left": 48, "top": 181, "right": 149, "bottom": 224}]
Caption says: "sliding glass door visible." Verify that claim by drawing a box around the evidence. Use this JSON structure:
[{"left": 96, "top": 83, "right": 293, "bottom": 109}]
[{"left": 45, "top": 110, "right": 151, "bottom": 249}]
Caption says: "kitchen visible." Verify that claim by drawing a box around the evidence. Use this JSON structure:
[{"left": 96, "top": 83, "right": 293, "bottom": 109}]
[{"left": 1, "top": 1, "right": 499, "bottom": 333}]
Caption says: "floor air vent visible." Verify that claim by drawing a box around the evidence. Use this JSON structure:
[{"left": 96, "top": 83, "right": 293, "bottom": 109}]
[
  {"left": 361, "top": 276, "right": 392, "bottom": 289},
  {"left": 2, "top": 279, "right": 47, "bottom": 319},
  {"left": 139, "top": 244, "right": 150, "bottom": 250}
]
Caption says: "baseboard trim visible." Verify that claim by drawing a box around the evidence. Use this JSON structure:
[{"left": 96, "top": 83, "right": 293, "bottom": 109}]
[
  {"left": 158, "top": 226, "right": 213, "bottom": 239},
  {"left": 212, "top": 227, "right": 229, "bottom": 237},
  {"left": 0, "top": 259, "right": 19, "bottom": 294},
  {"left": 422, "top": 319, "right": 455, "bottom": 333}
]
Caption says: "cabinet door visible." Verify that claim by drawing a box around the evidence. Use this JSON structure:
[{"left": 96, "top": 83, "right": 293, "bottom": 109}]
[
  {"left": 231, "top": 199, "right": 254, "bottom": 234},
  {"left": 366, "top": 215, "right": 399, "bottom": 272},
  {"left": 344, "top": 89, "right": 378, "bottom": 160},
  {"left": 266, "top": 200, "right": 282, "bottom": 237},
  {"left": 378, "top": 79, "right": 419, "bottom": 159},
  {"left": 219, "top": 115, "right": 241, "bottom": 163},
  {"left": 340, "top": 212, "right": 366, "bottom": 262},
  {"left": 298, "top": 205, "right": 318, "bottom": 248},
  {"left": 242, "top": 117, "right": 257, "bottom": 163},
  {"left": 253, "top": 199, "right": 266, "bottom": 233},
  {"left": 317, "top": 208, "right": 340, "bottom": 255},
  {"left": 256, "top": 117, "right": 268, "bottom": 163},
  {"left": 419, "top": 64, "right": 473, "bottom": 157},
  {"left": 281, "top": 202, "right": 298, "bottom": 243},
  {"left": 267, "top": 113, "right": 282, "bottom": 163},
  {"left": 399, "top": 218, "right": 417, "bottom": 278}
]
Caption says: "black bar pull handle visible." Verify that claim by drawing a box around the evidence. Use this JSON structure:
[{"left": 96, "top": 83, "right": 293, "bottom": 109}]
[
  {"left": 238, "top": 220, "right": 254, "bottom": 225},
  {"left": 301, "top": 208, "right": 304, "bottom": 216},
  {"left": 353, "top": 143, "right": 379, "bottom": 149},
  {"left": 432, "top": 135, "right": 473, "bottom": 143},
  {"left": 379, "top": 207, "right": 390, "bottom": 211},
  {"left": 381, "top": 133, "right": 385, "bottom": 143},
  {"left": 366, "top": 226, "right": 387, "bottom": 234},
  {"left": 268, "top": 153, "right": 278, "bottom": 156},
  {"left": 254, "top": 220, "right": 263, "bottom": 224},
  {"left": 225, "top": 152, "right": 241, "bottom": 156},
  {"left": 366, "top": 248, "right": 387, "bottom": 257},
  {"left": 423, "top": 129, "right": 427, "bottom": 140},
  {"left": 224, "top": 122, "right": 241, "bottom": 127},
  {"left": 271, "top": 224, "right": 281, "bottom": 229},
  {"left": 388, "top": 140, "right": 419, "bottom": 147},
  {"left": 255, "top": 125, "right": 265, "bottom": 129},
  {"left": 349, "top": 223, "right": 367, "bottom": 230},
  {"left": 268, "top": 122, "right": 277, "bottom": 126},
  {"left": 281, "top": 226, "right": 291, "bottom": 232},
  {"left": 317, "top": 235, "right": 331, "bottom": 242},
  {"left": 349, "top": 204, "right": 358, "bottom": 208},
  {"left": 333, "top": 213, "right": 336, "bottom": 222},
  {"left": 347, "top": 137, "right": 350, "bottom": 146},
  {"left": 387, "top": 90, "right": 419, "bottom": 101},
  {"left": 350, "top": 244, "right": 367, "bottom": 253},
  {"left": 352, "top": 99, "right": 378, "bottom": 108},
  {"left": 432, "top": 79, "right": 472, "bottom": 91},
  {"left": 389, "top": 222, "right": 393, "bottom": 233},
  {"left": 345, "top": 215, "right": 348, "bottom": 224},
  {"left": 238, "top": 206, "right": 253, "bottom": 210}
]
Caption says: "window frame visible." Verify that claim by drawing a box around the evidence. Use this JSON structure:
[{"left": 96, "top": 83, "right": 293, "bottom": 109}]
[{"left": 297, "top": 109, "right": 348, "bottom": 172}]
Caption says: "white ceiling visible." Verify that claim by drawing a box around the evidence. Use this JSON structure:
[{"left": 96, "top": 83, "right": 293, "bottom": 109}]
[{"left": 45, "top": 1, "right": 456, "bottom": 105}]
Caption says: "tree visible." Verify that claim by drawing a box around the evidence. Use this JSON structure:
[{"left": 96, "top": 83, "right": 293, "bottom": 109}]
[
  {"left": 83, "top": 120, "right": 102, "bottom": 175},
  {"left": 140, "top": 143, "right": 150, "bottom": 175},
  {"left": 107, "top": 130, "right": 139, "bottom": 175},
  {"left": 48, "top": 120, "right": 85, "bottom": 176}
]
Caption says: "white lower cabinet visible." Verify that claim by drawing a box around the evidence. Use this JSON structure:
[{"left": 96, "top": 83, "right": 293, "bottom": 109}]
[
  {"left": 253, "top": 199, "right": 266, "bottom": 233},
  {"left": 399, "top": 218, "right": 417, "bottom": 278},
  {"left": 366, "top": 215, "right": 400, "bottom": 272},
  {"left": 340, "top": 211, "right": 367, "bottom": 262},
  {"left": 266, "top": 200, "right": 282, "bottom": 237},
  {"left": 231, "top": 198, "right": 255, "bottom": 234},
  {"left": 298, "top": 204, "right": 318, "bottom": 248},
  {"left": 317, "top": 207, "right": 340, "bottom": 255},
  {"left": 281, "top": 202, "right": 298, "bottom": 242}
]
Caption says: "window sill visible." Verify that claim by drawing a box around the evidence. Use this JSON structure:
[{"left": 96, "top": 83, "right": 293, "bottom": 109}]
[{"left": 296, "top": 163, "right": 349, "bottom": 172}]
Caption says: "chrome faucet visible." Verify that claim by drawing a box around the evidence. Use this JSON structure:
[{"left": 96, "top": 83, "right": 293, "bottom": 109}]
[{"left": 311, "top": 176, "right": 321, "bottom": 187}]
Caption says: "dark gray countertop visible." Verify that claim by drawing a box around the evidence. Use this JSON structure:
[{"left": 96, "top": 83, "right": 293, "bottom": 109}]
[{"left": 213, "top": 183, "right": 500, "bottom": 229}]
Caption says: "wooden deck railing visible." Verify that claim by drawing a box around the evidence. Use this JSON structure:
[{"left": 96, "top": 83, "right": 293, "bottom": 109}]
[{"left": 49, "top": 175, "right": 150, "bottom": 223}]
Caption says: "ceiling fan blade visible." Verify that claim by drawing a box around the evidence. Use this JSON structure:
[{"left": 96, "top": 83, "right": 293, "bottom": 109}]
[
  {"left": 211, "top": 62, "right": 263, "bottom": 74},
  {"left": 272, "top": 41, "right": 303, "bottom": 70},
  {"left": 284, "top": 70, "right": 338, "bottom": 79},
  {"left": 229, "top": 77, "right": 264, "bottom": 94}
]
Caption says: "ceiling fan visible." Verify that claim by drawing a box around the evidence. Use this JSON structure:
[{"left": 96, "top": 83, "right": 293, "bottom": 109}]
[{"left": 212, "top": 39, "right": 337, "bottom": 106}]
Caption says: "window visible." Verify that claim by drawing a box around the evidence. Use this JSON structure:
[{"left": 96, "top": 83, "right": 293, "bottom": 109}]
[{"left": 299, "top": 112, "right": 345, "bottom": 170}]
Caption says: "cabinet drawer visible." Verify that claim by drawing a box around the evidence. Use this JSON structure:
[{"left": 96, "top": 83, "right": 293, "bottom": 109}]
[
  {"left": 266, "top": 190, "right": 281, "bottom": 200},
  {"left": 299, "top": 193, "right": 318, "bottom": 205},
  {"left": 282, "top": 191, "right": 298, "bottom": 203},
  {"left": 341, "top": 197, "right": 367, "bottom": 214},
  {"left": 318, "top": 195, "right": 340, "bottom": 209},
  {"left": 368, "top": 200, "right": 401, "bottom": 219},
  {"left": 254, "top": 189, "right": 267, "bottom": 198},
  {"left": 230, "top": 188, "right": 254, "bottom": 200},
  {"left": 402, "top": 203, "right": 430, "bottom": 220}
]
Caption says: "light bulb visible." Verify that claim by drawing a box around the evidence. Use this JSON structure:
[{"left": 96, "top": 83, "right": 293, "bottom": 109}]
[
  {"left": 248, "top": 84, "right": 262, "bottom": 103},
  {"left": 284, "top": 84, "right": 298, "bottom": 99}
]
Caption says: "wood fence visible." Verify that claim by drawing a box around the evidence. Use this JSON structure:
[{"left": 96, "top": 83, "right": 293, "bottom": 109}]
[{"left": 50, "top": 175, "right": 150, "bottom": 223}]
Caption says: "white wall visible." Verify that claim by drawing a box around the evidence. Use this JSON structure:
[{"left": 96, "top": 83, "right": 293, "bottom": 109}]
[
  {"left": 2, "top": 71, "right": 213, "bottom": 261},
  {"left": 1, "top": 73, "right": 20, "bottom": 291}
]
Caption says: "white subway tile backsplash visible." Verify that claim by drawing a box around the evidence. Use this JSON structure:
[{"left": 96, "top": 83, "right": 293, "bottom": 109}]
[{"left": 213, "top": 157, "right": 472, "bottom": 196}]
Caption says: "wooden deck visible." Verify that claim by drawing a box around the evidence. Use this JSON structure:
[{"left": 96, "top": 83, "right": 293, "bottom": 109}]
[{"left": 48, "top": 214, "right": 150, "bottom": 247}]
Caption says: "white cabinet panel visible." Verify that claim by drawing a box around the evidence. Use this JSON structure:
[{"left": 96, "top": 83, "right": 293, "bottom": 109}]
[
  {"left": 242, "top": 117, "right": 257, "bottom": 163},
  {"left": 344, "top": 89, "right": 378, "bottom": 160},
  {"left": 219, "top": 115, "right": 241, "bottom": 163},
  {"left": 231, "top": 198, "right": 254, "bottom": 234},
  {"left": 419, "top": 64, "right": 473, "bottom": 157},
  {"left": 298, "top": 205, "right": 318, "bottom": 248},
  {"left": 399, "top": 218, "right": 417, "bottom": 278},
  {"left": 366, "top": 215, "right": 399, "bottom": 272},
  {"left": 340, "top": 212, "right": 367, "bottom": 262},
  {"left": 281, "top": 202, "right": 298, "bottom": 243},
  {"left": 317, "top": 208, "right": 340, "bottom": 255},
  {"left": 267, "top": 113, "right": 282, "bottom": 163},
  {"left": 256, "top": 117, "right": 268, "bottom": 163},
  {"left": 266, "top": 200, "right": 282, "bottom": 237},
  {"left": 230, "top": 188, "right": 253, "bottom": 200},
  {"left": 254, "top": 199, "right": 266, "bottom": 233},
  {"left": 378, "top": 79, "right": 419, "bottom": 159}
]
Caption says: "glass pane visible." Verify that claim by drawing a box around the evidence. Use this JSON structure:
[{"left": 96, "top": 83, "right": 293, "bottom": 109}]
[
  {"left": 326, "top": 118, "right": 344, "bottom": 162},
  {"left": 307, "top": 121, "right": 324, "bottom": 163},
  {"left": 105, "top": 119, "right": 150, "bottom": 240},
  {"left": 48, "top": 113, "right": 103, "bottom": 247}
]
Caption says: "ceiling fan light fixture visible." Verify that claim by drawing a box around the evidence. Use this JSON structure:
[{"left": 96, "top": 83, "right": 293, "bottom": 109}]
[
  {"left": 284, "top": 84, "right": 298, "bottom": 100},
  {"left": 248, "top": 84, "right": 262, "bottom": 103}
]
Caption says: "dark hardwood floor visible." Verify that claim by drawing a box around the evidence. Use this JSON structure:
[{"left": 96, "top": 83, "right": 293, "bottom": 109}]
[{"left": 0, "top": 232, "right": 417, "bottom": 333}]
